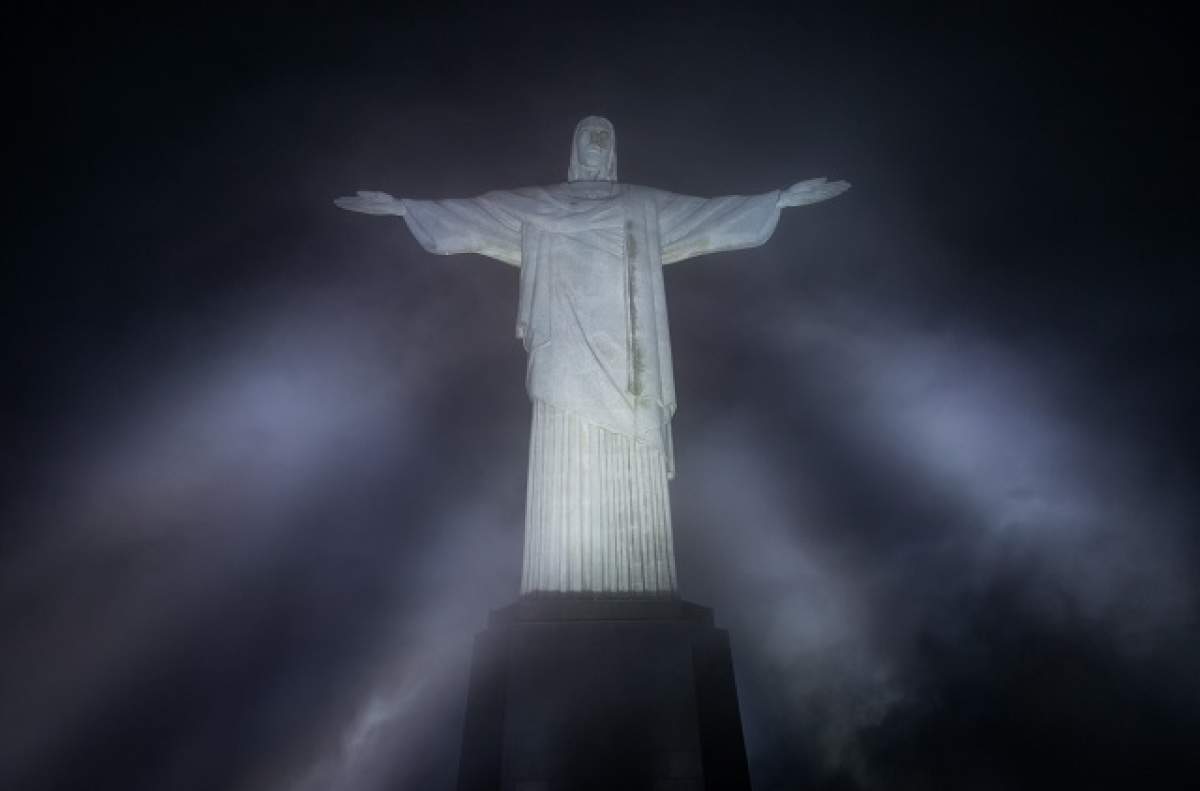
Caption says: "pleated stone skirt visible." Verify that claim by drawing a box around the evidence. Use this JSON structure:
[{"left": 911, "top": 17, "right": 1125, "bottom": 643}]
[{"left": 520, "top": 400, "right": 678, "bottom": 597}]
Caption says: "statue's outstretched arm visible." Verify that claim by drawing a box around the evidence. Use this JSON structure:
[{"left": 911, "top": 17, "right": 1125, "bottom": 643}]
[
  {"left": 334, "top": 190, "right": 406, "bottom": 215},
  {"left": 336, "top": 188, "right": 522, "bottom": 266},
  {"left": 657, "top": 188, "right": 782, "bottom": 265},
  {"left": 658, "top": 178, "right": 849, "bottom": 264},
  {"left": 777, "top": 178, "right": 851, "bottom": 208}
]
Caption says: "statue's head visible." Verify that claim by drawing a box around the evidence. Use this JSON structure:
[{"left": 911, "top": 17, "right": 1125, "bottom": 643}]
[{"left": 568, "top": 116, "right": 617, "bottom": 183}]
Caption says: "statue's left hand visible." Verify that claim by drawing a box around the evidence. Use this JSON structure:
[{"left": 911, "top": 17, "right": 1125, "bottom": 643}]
[
  {"left": 778, "top": 178, "right": 851, "bottom": 208},
  {"left": 334, "top": 190, "right": 407, "bottom": 215}
]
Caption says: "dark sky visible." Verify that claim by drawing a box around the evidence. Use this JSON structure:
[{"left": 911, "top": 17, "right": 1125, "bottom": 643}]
[{"left": 4, "top": 4, "right": 1198, "bottom": 790}]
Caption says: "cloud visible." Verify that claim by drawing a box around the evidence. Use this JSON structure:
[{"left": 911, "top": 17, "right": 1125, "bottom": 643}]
[{"left": 667, "top": 295, "right": 1196, "bottom": 787}]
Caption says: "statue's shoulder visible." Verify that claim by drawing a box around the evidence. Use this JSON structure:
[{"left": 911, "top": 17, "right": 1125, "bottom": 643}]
[
  {"left": 621, "top": 184, "right": 678, "bottom": 205},
  {"left": 525, "top": 182, "right": 657, "bottom": 196},
  {"left": 509, "top": 185, "right": 559, "bottom": 199},
  {"left": 507, "top": 183, "right": 661, "bottom": 208},
  {"left": 617, "top": 183, "right": 658, "bottom": 201}
]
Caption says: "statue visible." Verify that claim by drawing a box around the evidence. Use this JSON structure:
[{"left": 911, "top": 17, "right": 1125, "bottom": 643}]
[{"left": 336, "top": 116, "right": 849, "bottom": 598}]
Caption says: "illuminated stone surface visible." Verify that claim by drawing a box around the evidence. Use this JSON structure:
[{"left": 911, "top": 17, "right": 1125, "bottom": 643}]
[{"left": 336, "top": 116, "right": 849, "bottom": 596}]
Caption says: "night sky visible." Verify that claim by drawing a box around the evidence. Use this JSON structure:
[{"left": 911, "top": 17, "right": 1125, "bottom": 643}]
[{"left": 5, "top": 4, "right": 1198, "bottom": 790}]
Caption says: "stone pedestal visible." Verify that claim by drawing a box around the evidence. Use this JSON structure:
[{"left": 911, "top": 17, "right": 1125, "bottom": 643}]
[{"left": 456, "top": 598, "right": 752, "bottom": 791}]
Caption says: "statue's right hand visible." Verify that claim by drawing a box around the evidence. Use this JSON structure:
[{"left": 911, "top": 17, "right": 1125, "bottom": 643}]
[{"left": 333, "top": 190, "right": 406, "bottom": 216}]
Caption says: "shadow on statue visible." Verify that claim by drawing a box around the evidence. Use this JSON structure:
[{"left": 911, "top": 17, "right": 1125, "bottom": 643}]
[{"left": 457, "top": 598, "right": 752, "bottom": 791}]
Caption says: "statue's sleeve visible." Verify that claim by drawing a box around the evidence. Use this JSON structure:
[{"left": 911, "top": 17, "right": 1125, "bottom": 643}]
[
  {"left": 655, "top": 189, "right": 782, "bottom": 265},
  {"left": 401, "top": 190, "right": 523, "bottom": 267}
]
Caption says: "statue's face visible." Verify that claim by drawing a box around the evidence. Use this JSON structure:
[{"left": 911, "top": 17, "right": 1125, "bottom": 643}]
[{"left": 575, "top": 126, "right": 611, "bottom": 171}]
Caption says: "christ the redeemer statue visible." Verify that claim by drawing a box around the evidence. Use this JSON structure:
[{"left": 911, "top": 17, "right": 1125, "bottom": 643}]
[{"left": 336, "top": 116, "right": 848, "bottom": 598}]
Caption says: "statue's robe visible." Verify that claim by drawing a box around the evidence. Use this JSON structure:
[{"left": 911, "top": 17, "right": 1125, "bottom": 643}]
[{"left": 403, "top": 181, "right": 780, "bottom": 595}]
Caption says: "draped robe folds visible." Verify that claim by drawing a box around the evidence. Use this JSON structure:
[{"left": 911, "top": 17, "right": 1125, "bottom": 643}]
[{"left": 402, "top": 182, "right": 781, "bottom": 596}]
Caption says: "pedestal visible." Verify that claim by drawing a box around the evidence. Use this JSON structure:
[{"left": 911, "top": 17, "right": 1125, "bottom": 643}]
[{"left": 456, "top": 598, "right": 752, "bottom": 791}]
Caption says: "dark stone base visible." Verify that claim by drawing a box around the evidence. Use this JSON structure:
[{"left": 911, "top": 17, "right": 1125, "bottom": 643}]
[{"left": 457, "top": 598, "right": 752, "bottom": 791}]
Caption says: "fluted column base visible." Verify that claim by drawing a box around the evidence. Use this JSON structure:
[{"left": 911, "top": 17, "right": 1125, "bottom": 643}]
[{"left": 521, "top": 401, "right": 677, "bottom": 597}]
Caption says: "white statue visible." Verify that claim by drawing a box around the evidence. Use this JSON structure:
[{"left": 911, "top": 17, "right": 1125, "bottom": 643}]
[{"left": 336, "top": 116, "right": 848, "bottom": 598}]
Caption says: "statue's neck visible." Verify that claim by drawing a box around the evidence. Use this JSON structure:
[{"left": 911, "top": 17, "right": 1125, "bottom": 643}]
[{"left": 565, "top": 180, "right": 618, "bottom": 198}]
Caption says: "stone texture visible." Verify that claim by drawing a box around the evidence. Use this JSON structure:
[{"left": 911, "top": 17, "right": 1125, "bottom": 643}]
[
  {"left": 521, "top": 401, "right": 676, "bottom": 596},
  {"left": 335, "top": 117, "right": 849, "bottom": 596}
]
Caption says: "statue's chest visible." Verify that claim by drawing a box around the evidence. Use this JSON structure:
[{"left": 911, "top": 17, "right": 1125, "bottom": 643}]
[{"left": 563, "top": 195, "right": 620, "bottom": 211}]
